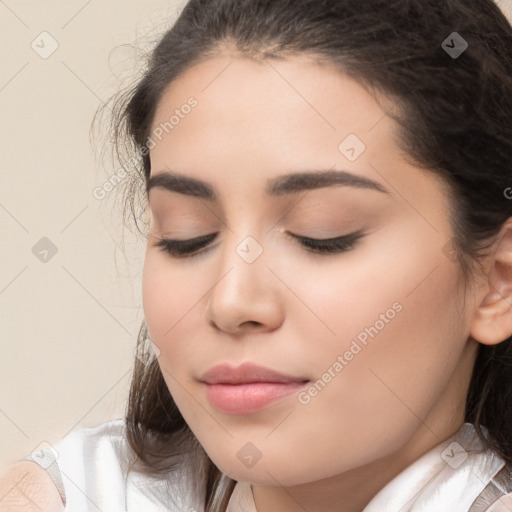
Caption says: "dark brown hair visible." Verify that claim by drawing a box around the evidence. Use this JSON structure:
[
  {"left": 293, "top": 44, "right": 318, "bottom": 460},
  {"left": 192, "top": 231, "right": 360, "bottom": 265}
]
[{"left": 104, "top": 1, "right": 512, "bottom": 510}]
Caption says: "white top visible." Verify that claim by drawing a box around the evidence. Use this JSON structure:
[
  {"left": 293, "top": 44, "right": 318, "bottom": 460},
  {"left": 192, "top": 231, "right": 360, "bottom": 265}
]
[{"left": 20, "top": 419, "right": 512, "bottom": 511}]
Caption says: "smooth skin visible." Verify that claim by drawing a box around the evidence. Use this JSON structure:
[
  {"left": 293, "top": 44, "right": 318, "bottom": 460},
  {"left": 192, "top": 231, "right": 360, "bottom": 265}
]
[{"left": 141, "top": 51, "right": 512, "bottom": 512}]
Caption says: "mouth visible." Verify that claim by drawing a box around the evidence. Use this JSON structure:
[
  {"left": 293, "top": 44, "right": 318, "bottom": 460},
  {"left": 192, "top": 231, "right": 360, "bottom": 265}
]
[
  {"left": 203, "top": 381, "right": 310, "bottom": 414},
  {"left": 198, "top": 362, "right": 310, "bottom": 414}
]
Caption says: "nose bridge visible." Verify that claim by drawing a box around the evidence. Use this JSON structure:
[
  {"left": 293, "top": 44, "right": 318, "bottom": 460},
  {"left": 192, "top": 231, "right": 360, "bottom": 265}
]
[
  {"left": 217, "top": 194, "right": 271, "bottom": 274},
  {"left": 214, "top": 227, "right": 268, "bottom": 301},
  {"left": 206, "top": 225, "right": 283, "bottom": 332}
]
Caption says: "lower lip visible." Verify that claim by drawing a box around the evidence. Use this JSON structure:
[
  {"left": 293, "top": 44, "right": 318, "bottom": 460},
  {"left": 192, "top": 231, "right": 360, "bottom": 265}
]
[{"left": 204, "top": 381, "right": 308, "bottom": 414}]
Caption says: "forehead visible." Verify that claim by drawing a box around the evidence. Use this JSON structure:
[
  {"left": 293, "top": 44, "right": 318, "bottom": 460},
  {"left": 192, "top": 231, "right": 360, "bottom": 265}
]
[{"left": 149, "top": 53, "right": 393, "bottom": 167}]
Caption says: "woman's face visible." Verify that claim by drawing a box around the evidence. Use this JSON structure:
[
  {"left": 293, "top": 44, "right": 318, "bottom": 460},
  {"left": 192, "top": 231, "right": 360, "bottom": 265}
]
[{"left": 142, "top": 53, "right": 480, "bottom": 485}]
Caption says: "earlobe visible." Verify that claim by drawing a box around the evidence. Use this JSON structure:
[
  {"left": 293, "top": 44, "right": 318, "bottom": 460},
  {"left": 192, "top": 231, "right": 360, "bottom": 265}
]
[{"left": 469, "top": 219, "right": 512, "bottom": 346}]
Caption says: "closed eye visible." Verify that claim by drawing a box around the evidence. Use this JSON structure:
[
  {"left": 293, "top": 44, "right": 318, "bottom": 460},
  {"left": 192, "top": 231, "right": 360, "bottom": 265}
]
[
  {"left": 153, "top": 230, "right": 365, "bottom": 258},
  {"left": 287, "top": 231, "right": 365, "bottom": 254}
]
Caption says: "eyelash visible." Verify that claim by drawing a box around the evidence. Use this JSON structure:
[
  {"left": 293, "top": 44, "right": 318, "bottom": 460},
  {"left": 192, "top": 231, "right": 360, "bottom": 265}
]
[{"left": 154, "top": 231, "right": 365, "bottom": 258}]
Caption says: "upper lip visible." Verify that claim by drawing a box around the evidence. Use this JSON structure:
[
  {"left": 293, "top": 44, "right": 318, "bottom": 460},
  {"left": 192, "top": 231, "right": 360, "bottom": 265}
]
[{"left": 199, "top": 362, "right": 309, "bottom": 385}]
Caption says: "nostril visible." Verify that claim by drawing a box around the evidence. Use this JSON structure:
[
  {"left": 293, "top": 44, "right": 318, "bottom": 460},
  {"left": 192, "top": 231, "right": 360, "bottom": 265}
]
[{"left": 243, "top": 321, "right": 261, "bottom": 327}]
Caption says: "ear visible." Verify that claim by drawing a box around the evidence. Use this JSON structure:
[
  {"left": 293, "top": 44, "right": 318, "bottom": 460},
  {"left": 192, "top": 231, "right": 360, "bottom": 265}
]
[{"left": 470, "top": 218, "right": 512, "bottom": 346}]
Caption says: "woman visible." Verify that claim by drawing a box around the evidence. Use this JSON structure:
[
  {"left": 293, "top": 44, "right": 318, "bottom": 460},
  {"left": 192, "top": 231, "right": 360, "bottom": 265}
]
[{"left": 3, "top": 0, "right": 512, "bottom": 510}]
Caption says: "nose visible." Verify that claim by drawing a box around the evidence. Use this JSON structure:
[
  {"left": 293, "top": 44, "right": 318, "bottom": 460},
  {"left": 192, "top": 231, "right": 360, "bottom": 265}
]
[{"left": 206, "top": 234, "right": 284, "bottom": 336}]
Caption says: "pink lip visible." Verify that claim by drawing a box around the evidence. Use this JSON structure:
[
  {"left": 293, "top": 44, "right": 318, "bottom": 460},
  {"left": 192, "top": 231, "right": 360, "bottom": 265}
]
[
  {"left": 204, "top": 382, "right": 307, "bottom": 414},
  {"left": 199, "top": 362, "right": 309, "bottom": 414},
  {"left": 198, "top": 362, "right": 308, "bottom": 384}
]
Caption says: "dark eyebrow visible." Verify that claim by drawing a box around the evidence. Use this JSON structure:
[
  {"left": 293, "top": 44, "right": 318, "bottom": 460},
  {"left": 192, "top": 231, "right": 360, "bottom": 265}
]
[{"left": 146, "top": 169, "right": 388, "bottom": 200}]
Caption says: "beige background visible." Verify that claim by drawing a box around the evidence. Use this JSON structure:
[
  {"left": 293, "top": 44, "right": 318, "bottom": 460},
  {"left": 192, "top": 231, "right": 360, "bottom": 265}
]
[
  {"left": 0, "top": 0, "right": 189, "bottom": 471},
  {"left": 1, "top": 0, "right": 512, "bottom": 472}
]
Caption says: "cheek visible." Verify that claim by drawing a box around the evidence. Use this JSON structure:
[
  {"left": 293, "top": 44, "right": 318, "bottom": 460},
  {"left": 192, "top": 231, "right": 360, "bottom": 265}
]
[
  {"left": 141, "top": 256, "right": 202, "bottom": 414},
  {"left": 141, "top": 253, "right": 198, "bottom": 351},
  {"left": 142, "top": 256, "right": 172, "bottom": 341},
  {"left": 141, "top": 252, "right": 213, "bottom": 399},
  {"left": 316, "top": 268, "right": 461, "bottom": 424}
]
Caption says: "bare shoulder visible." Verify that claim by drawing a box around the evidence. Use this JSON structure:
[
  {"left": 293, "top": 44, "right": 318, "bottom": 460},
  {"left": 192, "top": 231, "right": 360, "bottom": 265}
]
[{"left": 0, "top": 461, "right": 64, "bottom": 512}]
